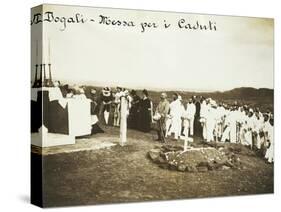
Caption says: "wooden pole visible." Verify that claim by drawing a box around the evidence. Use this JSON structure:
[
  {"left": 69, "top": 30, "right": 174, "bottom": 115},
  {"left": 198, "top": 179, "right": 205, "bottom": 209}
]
[{"left": 120, "top": 96, "right": 127, "bottom": 146}]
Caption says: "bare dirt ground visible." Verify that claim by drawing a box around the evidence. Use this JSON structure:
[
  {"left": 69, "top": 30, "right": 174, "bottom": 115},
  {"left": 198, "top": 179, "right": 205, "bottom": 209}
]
[{"left": 38, "top": 126, "right": 273, "bottom": 207}]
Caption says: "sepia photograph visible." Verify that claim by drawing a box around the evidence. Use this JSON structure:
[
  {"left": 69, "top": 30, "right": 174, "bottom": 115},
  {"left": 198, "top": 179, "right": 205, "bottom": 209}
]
[{"left": 30, "top": 4, "right": 274, "bottom": 208}]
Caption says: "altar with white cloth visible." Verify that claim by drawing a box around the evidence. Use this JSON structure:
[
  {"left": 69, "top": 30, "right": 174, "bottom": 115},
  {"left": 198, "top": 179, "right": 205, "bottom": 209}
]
[
  {"left": 31, "top": 87, "right": 92, "bottom": 147},
  {"left": 67, "top": 96, "right": 92, "bottom": 137}
]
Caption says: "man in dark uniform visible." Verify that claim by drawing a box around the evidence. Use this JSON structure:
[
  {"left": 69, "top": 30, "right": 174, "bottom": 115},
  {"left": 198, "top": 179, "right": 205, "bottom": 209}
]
[
  {"left": 194, "top": 96, "right": 203, "bottom": 137},
  {"left": 99, "top": 87, "right": 113, "bottom": 125},
  {"left": 154, "top": 92, "right": 170, "bottom": 142},
  {"left": 138, "top": 89, "right": 152, "bottom": 132},
  {"left": 128, "top": 90, "right": 141, "bottom": 129}
]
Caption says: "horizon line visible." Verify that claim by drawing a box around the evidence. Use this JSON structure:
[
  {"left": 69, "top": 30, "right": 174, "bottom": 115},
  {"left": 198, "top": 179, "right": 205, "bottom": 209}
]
[{"left": 52, "top": 78, "right": 273, "bottom": 93}]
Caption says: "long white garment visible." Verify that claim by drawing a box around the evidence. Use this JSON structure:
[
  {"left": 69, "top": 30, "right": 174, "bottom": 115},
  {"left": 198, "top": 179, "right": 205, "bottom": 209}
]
[
  {"left": 244, "top": 116, "right": 253, "bottom": 147},
  {"left": 221, "top": 112, "right": 232, "bottom": 142},
  {"left": 67, "top": 98, "right": 92, "bottom": 136},
  {"left": 113, "top": 91, "right": 122, "bottom": 126},
  {"left": 265, "top": 123, "right": 274, "bottom": 163},
  {"left": 229, "top": 111, "right": 239, "bottom": 143},
  {"left": 205, "top": 107, "right": 216, "bottom": 142},
  {"left": 220, "top": 110, "right": 238, "bottom": 143},
  {"left": 239, "top": 111, "right": 248, "bottom": 145},
  {"left": 216, "top": 106, "right": 226, "bottom": 138},
  {"left": 200, "top": 101, "right": 208, "bottom": 140},
  {"left": 167, "top": 99, "right": 184, "bottom": 139},
  {"left": 250, "top": 115, "right": 262, "bottom": 149},
  {"left": 256, "top": 115, "right": 264, "bottom": 149},
  {"left": 184, "top": 103, "right": 196, "bottom": 136}
]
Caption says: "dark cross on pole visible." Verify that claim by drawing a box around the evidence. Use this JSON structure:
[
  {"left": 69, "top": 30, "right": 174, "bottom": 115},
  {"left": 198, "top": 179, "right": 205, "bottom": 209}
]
[
  {"left": 38, "top": 64, "right": 43, "bottom": 87},
  {"left": 32, "top": 40, "right": 40, "bottom": 88},
  {"left": 48, "top": 63, "right": 54, "bottom": 87},
  {"left": 43, "top": 64, "right": 47, "bottom": 86},
  {"left": 32, "top": 64, "right": 39, "bottom": 88}
]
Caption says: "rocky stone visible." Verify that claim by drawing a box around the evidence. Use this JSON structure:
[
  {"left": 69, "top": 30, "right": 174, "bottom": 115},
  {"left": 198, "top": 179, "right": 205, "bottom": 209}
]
[
  {"left": 197, "top": 166, "right": 208, "bottom": 172},
  {"left": 158, "top": 155, "right": 167, "bottom": 164},
  {"left": 148, "top": 149, "right": 160, "bottom": 161},
  {"left": 222, "top": 165, "right": 231, "bottom": 170},
  {"left": 186, "top": 165, "right": 197, "bottom": 172},
  {"left": 177, "top": 164, "right": 187, "bottom": 172}
]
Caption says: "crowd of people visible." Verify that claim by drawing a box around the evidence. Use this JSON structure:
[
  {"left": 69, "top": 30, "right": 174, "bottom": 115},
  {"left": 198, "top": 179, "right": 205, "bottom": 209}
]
[
  {"left": 154, "top": 92, "right": 274, "bottom": 163},
  {"left": 59, "top": 84, "right": 274, "bottom": 164}
]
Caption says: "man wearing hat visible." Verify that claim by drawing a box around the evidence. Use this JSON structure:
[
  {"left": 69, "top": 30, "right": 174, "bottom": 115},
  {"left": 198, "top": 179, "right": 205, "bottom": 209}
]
[
  {"left": 184, "top": 98, "right": 196, "bottom": 137},
  {"left": 99, "top": 87, "right": 113, "bottom": 125},
  {"left": 128, "top": 89, "right": 141, "bottom": 129},
  {"left": 113, "top": 87, "right": 122, "bottom": 127},
  {"left": 154, "top": 92, "right": 170, "bottom": 142},
  {"left": 138, "top": 89, "right": 152, "bottom": 132},
  {"left": 265, "top": 117, "right": 274, "bottom": 163},
  {"left": 167, "top": 93, "right": 185, "bottom": 140}
]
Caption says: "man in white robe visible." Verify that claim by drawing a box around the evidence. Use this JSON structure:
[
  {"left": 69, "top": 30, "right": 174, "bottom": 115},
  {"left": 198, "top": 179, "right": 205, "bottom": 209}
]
[
  {"left": 166, "top": 94, "right": 184, "bottom": 140},
  {"left": 244, "top": 111, "right": 254, "bottom": 148},
  {"left": 113, "top": 87, "right": 122, "bottom": 127},
  {"left": 216, "top": 104, "right": 226, "bottom": 139},
  {"left": 183, "top": 99, "right": 196, "bottom": 137},
  {"left": 264, "top": 118, "right": 274, "bottom": 163},
  {"left": 200, "top": 100, "right": 208, "bottom": 140},
  {"left": 205, "top": 105, "right": 217, "bottom": 142},
  {"left": 221, "top": 108, "right": 237, "bottom": 143},
  {"left": 251, "top": 112, "right": 263, "bottom": 149}
]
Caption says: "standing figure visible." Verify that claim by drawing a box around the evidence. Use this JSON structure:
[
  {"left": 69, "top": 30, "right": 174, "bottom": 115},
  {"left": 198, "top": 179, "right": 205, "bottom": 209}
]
[
  {"left": 252, "top": 111, "right": 263, "bottom": 149},
  {"left": 200, "top": 100, "right": 209, "bottom": 140},
  {"left": 183, "top": 98, "right": 196, "bottom": 137},
  {"left": 216, "top": 103, "right": 226, "bottom": 140},
  {"left": 264, "top": 117, "right": 274, "bottom": 163},
  {"left": 244, "top": 110, "right": 254, "bottom": 148},
  {"left": 128, "top": 90, "right": 141, "bottom": 129},
  {"left": 166, "top": 93, "right": 184, "bottom": 140},
  {"left": 154, "top": 93, "right": 170, "bottom": 142},
  {"left": 205, "top": 104, "right": 217, "bottom": 142},
  {"left": 260, "top": 113, "right": 270, "bottom": 154},
  {"left": 194, "top": 97, "right": 202, "bottom": 137},
  {"left": 221, "top": 107, "right": 238, "bottom": 143},
  {"left": 88, "top": 88, "right": 104, "bottom": 134},
  {"left": 99, "top": 87, "right": 113, "bottom": 125},
  {"left": 138, "top": 89, "right": 152, "bottom": 132},
  {"left": 113, "top": 87, "right": 122, "bottom": 127}
]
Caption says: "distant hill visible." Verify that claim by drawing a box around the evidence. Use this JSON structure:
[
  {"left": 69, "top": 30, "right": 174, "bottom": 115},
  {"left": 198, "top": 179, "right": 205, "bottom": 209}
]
[
  {"left": 150, "top": 87, "right": 273, "bottom": 112},
  {"left": 68, "top": 85, "right": 274, "bottom": 113},
  {"left": 221, "top": 87, "right": 273, "bottom": 101}
]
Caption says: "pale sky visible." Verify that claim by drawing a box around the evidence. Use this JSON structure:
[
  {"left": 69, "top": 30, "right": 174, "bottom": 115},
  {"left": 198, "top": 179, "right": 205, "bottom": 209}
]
[{"left": 31, "top": 4, "right": 274, "bottom": 91}]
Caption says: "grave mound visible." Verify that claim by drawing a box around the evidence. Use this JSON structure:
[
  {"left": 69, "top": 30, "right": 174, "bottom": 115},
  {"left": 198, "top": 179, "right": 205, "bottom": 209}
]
[{"left": 148, "top": 144, "right": 243, "bottom": 172}]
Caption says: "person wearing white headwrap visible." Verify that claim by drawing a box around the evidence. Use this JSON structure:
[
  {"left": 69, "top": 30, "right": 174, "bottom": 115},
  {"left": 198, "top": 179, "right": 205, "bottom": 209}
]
[
  {"left": 221, "top": 107, "right": 238, "bottom": 143},
  {"left": 250, "top": 111, "right": 263, "bottom": 149},
  {"left": 183, "top": 98, "right": 196, "bottom": 137},
  {"left": 100, "top": 87, "right": 113, "bottom": 125},
  {"left": 237, "top": 107, "right": 248, "bottom": 145},
  {"left": 167, "top": 93, "right": 184, "bottom": 140},
  {"left": 264, "top": 118, "right": 274, "bottom": 163},
  {"left": 216, "top": 103, "right": 226, "bottom": 139},
  {"left": 244, "top": 111, "right": 254, "bottom": 147},
  {"left": 205, "top": 105, "right": 216, "bottom": 142},
  {"left": 113, "top": 87, "right": 122, "bottom": 127},
  {"left": 154, "top": 92, "right": 170, "bottom": 142},
  {"left": 200, "top": 100, "right": 208, "bottom": 140}
]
